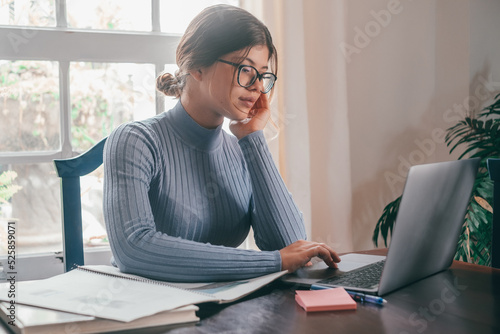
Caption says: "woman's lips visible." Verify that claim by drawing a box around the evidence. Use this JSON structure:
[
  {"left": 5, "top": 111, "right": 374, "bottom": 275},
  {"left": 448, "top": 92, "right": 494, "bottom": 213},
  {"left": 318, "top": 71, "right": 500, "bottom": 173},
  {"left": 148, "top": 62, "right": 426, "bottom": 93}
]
[{"left": 239, "top": 97, "right": 257, "bottom": 109}]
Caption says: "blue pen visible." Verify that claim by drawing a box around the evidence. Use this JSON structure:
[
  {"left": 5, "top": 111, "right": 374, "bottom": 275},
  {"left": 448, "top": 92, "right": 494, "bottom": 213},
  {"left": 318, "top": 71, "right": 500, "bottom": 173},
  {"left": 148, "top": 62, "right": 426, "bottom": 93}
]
[
  {"left": 310, "top": 284, "right": 387, "bottom": 305},
  {"left": 345, "top": 290, "right": 387, "bottom": 305}
]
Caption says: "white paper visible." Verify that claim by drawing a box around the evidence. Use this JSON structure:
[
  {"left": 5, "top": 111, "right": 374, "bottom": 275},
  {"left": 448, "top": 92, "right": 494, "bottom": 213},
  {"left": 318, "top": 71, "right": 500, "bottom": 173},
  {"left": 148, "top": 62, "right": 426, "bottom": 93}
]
[{"left": 0, "top": 269, "right": 215, "bottom": 322}]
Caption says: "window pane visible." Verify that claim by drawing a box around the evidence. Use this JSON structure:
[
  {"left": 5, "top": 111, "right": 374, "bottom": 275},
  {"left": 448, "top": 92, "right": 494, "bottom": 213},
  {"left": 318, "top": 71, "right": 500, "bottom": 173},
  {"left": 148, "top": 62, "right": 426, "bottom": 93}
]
[
  {"left": 70, "top": 62, "right": 156, "bottom": 152},
  {"left": 66, "top": 0, "right": 151, "bottom": 32},
  {"left": 160, "top": 0, "right": 240, "bottom": 34},
  {"left": 0, "top": 60, "right": 60, "bottom": 153},
  {"left": 0, "top": 164, "right": 61, "bottom": 255},
  {"left": 80, "top": 165, "right": 108, "bottom": 248},
  {"left": 0, "top": 164, "right": 108, "bottom": 255},
  {"left": 0, "top": 0, "right": 55, "bottom": 27}
]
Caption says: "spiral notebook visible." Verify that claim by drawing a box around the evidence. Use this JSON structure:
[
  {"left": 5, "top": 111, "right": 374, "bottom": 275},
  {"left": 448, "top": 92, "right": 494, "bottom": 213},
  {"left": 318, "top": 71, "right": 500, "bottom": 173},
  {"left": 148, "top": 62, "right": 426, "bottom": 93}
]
[{"left": 0, "top": 265, "right": 287, "bottom": 322}]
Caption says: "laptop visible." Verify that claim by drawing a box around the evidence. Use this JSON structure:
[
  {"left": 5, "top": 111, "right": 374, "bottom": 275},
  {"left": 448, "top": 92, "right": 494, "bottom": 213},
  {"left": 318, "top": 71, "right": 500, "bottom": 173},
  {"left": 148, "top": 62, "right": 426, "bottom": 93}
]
[{"left": 281, "top": 158, "right": 480, "bottom": 296}]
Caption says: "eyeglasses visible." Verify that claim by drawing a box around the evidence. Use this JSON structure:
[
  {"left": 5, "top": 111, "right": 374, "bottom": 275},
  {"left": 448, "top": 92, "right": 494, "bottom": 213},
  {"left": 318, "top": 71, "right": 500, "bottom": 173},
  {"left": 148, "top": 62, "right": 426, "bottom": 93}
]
[{"left": 217, "top": 59, "right": 277, "bottom": 94}]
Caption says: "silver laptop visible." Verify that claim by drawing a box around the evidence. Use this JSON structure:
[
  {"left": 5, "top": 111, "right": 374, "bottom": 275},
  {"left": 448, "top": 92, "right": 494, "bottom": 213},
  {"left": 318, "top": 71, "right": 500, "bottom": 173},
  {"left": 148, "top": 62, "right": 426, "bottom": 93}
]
[{"left": 282, "top": 158, "right": 480, "bottom": 296}]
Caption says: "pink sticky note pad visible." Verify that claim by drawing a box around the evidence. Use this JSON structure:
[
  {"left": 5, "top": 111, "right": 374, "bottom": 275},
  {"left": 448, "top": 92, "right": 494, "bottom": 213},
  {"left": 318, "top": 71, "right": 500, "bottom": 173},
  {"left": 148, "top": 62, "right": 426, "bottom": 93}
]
[{"left": 295, "top": 288, "right": 357, "bottom": 312}]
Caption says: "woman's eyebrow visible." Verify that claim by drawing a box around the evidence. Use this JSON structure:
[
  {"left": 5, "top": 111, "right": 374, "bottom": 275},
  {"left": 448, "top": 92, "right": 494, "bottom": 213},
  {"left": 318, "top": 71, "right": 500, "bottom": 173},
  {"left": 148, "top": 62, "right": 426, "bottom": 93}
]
[{"left": 243, "top": 57, "right": 269, "bottom": 71}]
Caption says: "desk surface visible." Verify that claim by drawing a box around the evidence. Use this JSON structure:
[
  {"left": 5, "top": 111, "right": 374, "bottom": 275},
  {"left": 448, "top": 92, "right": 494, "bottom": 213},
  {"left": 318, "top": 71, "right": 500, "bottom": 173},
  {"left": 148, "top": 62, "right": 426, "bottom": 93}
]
[
  {"left": 1, "top": 249, "right": 499, "bottom": 334},
  {"left": 165, "top": 249, "right": 500, "bottom": 334}
]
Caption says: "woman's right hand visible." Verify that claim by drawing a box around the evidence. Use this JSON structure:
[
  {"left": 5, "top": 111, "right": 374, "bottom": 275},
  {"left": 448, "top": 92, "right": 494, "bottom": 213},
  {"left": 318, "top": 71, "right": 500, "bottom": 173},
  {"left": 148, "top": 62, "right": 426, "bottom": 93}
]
[
  {"left": 229, "top": 93, "right": 270, "bottom": 140},
  {"left": 279, "top": 240, "right": 341, "bottom": 273}
]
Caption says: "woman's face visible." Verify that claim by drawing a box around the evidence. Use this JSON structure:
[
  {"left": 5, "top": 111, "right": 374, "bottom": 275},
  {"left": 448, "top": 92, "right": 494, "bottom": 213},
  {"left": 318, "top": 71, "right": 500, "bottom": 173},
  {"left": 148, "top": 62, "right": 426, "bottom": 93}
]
[{"left": 204, "top": 45, "right": 270, "bottom": 121}]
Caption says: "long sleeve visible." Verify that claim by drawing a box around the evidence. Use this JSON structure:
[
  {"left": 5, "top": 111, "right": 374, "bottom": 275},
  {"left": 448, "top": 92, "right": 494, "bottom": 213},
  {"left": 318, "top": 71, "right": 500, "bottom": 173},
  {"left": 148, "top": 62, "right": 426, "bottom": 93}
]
[
  {"left": 103, "top": 122, "right": 282, "bottom": 282},
  {"left": 238, "top": 130, "right": 307, "bottom": 250}
]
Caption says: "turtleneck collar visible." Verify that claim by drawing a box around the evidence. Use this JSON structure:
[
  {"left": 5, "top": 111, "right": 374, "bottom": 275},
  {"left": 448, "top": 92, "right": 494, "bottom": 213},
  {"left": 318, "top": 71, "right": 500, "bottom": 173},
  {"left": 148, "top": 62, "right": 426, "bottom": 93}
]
[{"left": 166, "top": 100, "right": 223, "bottom": 151}]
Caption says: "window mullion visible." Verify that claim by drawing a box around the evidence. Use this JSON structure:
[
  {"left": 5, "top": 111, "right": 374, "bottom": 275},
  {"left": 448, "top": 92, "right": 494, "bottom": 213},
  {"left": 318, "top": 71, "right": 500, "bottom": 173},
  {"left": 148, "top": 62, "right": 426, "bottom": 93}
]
[
  {"left": 0, "top": 152, "right": 63, "bottom": 164},
  {"left": 59, "top": 61, "right": 73, "bottom": 158},
  {"left": 152, "top": 0, "right": 160, "bottom": 32},
  {"left": 57, "top": 0, "right": 71, "bottom": 157},
  {"left": 153, "top": 0, "right": 161, "bottom": 115},
  {"left": 55, "top": 0, "right": 68, "bottom": 28},
  {"left": 155, "top": 63, "right": 164, "bottom": 115}
]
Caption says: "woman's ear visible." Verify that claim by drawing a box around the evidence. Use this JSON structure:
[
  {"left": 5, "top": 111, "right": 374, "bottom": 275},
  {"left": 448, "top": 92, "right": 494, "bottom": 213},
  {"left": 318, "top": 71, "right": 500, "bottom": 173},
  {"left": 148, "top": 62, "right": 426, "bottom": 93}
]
[{"left": 189, "top": 69, "right": 203, "bottom": 82}]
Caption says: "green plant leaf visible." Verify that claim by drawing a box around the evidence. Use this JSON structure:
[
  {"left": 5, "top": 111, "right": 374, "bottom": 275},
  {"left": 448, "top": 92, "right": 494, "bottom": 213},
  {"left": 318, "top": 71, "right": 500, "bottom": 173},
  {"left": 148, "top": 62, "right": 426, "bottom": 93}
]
[
  {"left": 372, "top": 196, "right": 401, "bottom": 247},
  {"left": 0, "top": 171, "right": 22, "bottom": 203}
]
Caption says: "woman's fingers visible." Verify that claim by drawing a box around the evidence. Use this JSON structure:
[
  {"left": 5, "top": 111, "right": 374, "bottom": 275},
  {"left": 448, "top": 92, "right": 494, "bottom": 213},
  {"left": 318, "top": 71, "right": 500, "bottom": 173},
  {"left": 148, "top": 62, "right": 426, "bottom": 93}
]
[
  {"left": 229, "top": 93, "right": 271, "bottom": 139},
  {"left": 255, "top": 92, "right": 270, "bottom": 110},
  {"left": 279, "top": 240, "right": 341, "bottom": 273},
  {"left": 317, "top": 242, "right": 341, "bottom": 263},
  {"left": 312, "top": 243, "right": 340, "bottom": 268}
]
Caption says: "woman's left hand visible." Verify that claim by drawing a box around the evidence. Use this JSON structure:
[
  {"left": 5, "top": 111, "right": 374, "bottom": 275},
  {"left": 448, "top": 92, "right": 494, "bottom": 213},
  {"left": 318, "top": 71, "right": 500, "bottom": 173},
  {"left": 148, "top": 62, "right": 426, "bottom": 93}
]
[{"left": 230, "top": 93, "right": 270, "bottom": 140}]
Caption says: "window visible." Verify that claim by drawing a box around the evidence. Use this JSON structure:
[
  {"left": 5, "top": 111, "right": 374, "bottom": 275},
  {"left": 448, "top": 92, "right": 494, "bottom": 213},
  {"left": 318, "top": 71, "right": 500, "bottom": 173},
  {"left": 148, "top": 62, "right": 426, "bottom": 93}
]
[{"left": 0, "top": 0, "right": 239, "bottom": 276}]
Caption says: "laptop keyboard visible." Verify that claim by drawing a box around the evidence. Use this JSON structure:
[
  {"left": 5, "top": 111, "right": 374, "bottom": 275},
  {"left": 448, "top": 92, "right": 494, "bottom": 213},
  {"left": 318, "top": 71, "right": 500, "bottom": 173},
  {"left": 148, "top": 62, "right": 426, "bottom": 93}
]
[{"left": 317, "top": 260, "right": 386, "bottom": 289}]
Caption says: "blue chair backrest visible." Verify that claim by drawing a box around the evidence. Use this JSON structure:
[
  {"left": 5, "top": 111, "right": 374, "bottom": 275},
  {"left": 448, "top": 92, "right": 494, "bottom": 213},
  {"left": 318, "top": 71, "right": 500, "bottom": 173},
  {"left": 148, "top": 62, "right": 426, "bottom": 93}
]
[
  {"left": 487, "top": 158, "right": 500, "bottom": 269},
  {"left": 54, "top": 137, "right": 107, "bottom": 272}
]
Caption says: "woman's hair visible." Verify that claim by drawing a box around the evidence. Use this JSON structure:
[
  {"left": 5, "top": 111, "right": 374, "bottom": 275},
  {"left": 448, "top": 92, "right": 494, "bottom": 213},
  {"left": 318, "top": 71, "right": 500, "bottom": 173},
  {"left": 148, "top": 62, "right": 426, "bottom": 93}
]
[{"left": 156, "top": 5, "right": 277, "bottom": 98}]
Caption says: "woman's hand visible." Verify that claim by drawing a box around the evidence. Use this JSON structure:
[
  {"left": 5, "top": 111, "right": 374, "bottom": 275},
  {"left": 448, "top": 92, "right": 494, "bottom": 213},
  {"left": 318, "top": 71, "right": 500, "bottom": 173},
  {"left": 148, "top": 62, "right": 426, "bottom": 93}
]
[
  {"left": 279, "top": 240, "right": 341, "bottom": 273},
  {"left": 230, "top": 93, "right": 270, "bottom": 140}
]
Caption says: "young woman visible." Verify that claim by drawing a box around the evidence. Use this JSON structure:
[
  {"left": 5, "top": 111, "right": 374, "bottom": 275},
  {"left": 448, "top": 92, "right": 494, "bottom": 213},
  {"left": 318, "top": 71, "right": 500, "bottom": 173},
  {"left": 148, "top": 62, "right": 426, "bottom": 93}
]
[{"left": 103, "top": 4, "right": 340, "bottom": 282}]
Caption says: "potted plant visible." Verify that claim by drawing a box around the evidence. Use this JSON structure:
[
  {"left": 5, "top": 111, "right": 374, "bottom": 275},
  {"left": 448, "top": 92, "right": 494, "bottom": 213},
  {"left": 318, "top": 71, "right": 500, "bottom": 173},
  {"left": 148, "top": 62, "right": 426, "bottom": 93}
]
[
  {"left": 373, "top": 93, "right": 500, "bottom": 266},
  {"left": 0, "top": 170, "right": 21, "bottom": 218}
]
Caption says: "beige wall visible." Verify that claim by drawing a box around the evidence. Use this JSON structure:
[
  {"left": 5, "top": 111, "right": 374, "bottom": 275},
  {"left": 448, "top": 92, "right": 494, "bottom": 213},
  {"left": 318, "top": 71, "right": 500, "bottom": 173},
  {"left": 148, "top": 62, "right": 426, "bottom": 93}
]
[
  {"left": 343, "top": 0, "right": 500, "bottom": 250},
  {"left": 246, "top": 0, "right": 500, "bottom": 251},
  {"left": 470, "top": 0, "right": 500, "bottom": 98}
]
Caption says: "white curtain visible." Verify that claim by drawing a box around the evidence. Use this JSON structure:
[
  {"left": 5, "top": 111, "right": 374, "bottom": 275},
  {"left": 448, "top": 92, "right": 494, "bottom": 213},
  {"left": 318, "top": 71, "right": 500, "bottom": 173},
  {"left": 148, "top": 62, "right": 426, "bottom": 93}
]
[{"left": 242, "top": 0, "right": 354, "bottom": 252}]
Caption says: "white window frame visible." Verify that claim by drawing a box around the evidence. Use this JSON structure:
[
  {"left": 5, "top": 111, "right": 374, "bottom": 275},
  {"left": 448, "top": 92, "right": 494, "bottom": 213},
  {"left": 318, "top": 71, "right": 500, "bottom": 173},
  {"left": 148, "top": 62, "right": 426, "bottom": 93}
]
[{"left": 0, "top": 0, "right": 180, "bottom": 280}]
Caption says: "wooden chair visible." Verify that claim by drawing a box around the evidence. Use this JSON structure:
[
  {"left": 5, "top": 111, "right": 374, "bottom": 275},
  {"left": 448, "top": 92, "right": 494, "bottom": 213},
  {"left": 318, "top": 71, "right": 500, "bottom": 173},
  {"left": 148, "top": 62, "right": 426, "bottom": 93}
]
[
  {"left": 54, "top": 137, "right": 107, "bottom": 272},
  {"left": 487, "top": 158, "right": 500, "bottom": 268}
]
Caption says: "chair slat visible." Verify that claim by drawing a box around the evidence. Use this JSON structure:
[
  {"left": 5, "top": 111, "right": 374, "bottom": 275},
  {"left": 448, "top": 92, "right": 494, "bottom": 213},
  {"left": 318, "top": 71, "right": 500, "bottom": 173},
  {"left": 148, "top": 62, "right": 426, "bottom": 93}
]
[{"left": 53, "top": 137, "right": 107, "bottom": 272}]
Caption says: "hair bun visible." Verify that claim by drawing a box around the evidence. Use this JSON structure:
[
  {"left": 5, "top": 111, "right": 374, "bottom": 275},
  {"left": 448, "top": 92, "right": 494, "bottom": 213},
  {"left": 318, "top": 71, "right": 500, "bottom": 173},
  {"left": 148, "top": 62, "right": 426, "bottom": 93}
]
[{"left": 156, "top": 72, "right": 182, "bottom": 98}]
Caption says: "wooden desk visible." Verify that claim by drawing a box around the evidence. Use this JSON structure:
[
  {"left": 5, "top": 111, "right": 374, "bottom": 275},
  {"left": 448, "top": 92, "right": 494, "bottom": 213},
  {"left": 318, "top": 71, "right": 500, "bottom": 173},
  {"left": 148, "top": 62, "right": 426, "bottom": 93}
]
[
  {"left": 1, "top": 249, "right": 498, "bottom": 334},
  {"left": 162, "top": 249, "right": 500, "bottom": 334}
]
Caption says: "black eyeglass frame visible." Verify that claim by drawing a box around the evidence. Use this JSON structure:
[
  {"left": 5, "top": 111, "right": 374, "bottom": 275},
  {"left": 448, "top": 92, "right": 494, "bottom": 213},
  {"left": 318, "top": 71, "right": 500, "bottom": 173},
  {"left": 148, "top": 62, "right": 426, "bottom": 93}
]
[{"left": 217, "top": 59, "right": 277, "bottom": 94}]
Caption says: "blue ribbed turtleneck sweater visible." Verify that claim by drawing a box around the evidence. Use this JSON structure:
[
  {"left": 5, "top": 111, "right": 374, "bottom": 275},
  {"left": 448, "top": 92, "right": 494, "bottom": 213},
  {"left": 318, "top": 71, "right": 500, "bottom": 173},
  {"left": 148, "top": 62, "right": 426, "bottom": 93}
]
[{"left": 103, "top": 101, "right": 306, "bottom": 282}]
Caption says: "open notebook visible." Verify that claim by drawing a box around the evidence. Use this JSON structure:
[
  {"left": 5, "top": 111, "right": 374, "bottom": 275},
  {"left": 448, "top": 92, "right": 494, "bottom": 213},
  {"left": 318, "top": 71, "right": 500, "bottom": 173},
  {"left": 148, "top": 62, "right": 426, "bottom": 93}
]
[{"left": 0, "top": 265, "right": 287, "bottom": 323}]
